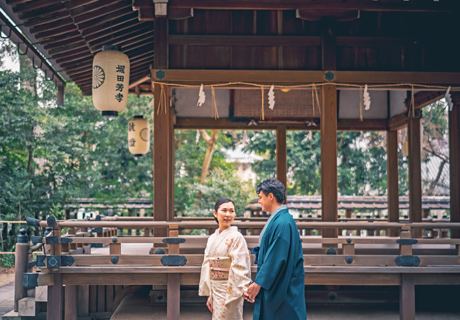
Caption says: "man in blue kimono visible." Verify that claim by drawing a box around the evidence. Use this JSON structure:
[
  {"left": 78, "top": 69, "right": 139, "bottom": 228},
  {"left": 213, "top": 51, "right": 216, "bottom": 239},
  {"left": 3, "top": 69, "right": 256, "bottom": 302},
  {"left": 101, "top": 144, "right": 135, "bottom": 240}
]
[{"left": 244, "top": 178, "right": 306, "bottom": 319}]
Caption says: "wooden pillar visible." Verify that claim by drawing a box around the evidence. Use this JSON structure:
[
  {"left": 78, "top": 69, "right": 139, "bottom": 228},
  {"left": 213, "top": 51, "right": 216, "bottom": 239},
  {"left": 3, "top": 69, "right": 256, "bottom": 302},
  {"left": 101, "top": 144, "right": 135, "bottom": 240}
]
[
  {"left": 387, "top": 130, "right": 400, "bottom": 236},
  {"left": 14, "top": 229, "right": 28, "bottom": 311},
  {"left": 449, "top": 103, "right": 460, "bottom": 238},
  {"left": 276, "top": 125, "right": 287, "bottom": 190},
  {"left": 400, "top": 274, "right": 415, "bottom": 320},
  {"left": 321, "top": 84, "right": 338, "bottom": 238},
  {"left": 76, "top": 285, "right": 89, "bottom": 317},
  {"left": 48, "top": 274, "right": 63, "bottom": 320},
  {"left": 408, "top": 113, "right": 422, "bottom": 238},
  {"left": 169, "top": 102, "right": 175, "bottom": 221},
  {"left": 153, "top": 16, "right": 171, "bottom": 237},
  {"left": 65, "top": 285, "right": 77, "bottom": 320},
  {"left": 345, "top": 209, "right": 352, "bottom": 219},
  {"left": 57, "top": 83, "right": 65, "bottom": 106}
]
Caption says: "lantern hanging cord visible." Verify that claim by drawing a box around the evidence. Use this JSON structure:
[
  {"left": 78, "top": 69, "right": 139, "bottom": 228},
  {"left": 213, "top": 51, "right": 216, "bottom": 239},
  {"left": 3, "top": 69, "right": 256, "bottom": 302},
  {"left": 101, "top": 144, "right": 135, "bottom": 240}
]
[
  {"left": 211, "top": 86, "right": 219, "bottom": 119},
  {"left": 410, "top": 85, "right": 416, "bottom": 117},
  {"left": 261, "top": 86, "right": 265, "bottom": 120},
  {"left": 313, "top": 84, "right": 321, "bottom": 116},
  {"left": 311, "top": 85, "right": 315, "bottom": 117}
]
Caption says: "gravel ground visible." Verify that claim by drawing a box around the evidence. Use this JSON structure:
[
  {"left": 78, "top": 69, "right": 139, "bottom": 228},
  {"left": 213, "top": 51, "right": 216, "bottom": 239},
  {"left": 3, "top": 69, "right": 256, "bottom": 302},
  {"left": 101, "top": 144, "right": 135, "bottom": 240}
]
[{"left": 0, "top": 268, "right": 14, "bottom": 287}]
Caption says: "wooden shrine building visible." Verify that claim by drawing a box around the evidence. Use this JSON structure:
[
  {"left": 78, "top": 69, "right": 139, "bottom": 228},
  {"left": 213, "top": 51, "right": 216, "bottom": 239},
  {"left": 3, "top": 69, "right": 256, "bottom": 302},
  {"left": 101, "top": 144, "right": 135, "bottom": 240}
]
[{"left": 1, "top": 1, "right": 460, "bottom": 320}]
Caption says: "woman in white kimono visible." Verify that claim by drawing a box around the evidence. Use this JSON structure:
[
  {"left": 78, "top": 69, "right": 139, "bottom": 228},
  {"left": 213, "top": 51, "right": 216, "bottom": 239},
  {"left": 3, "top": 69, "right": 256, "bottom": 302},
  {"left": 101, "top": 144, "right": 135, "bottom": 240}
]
[{"left": 199, "top": 198, "right": 251, "bottom": 320}]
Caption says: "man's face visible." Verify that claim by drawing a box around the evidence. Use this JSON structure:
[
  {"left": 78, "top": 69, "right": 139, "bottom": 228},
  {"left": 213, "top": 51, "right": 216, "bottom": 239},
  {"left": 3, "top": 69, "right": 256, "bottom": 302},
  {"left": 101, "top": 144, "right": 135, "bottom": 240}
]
[{"left": 257, "top": 191, "right": 271, "bottom": 213}]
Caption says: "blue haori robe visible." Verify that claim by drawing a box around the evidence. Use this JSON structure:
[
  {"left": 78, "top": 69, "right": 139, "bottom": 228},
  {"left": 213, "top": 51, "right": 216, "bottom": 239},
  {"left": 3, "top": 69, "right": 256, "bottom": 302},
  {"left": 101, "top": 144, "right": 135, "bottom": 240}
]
[{"left": 253, "top": 207, "right": 306, "bottom": 320}]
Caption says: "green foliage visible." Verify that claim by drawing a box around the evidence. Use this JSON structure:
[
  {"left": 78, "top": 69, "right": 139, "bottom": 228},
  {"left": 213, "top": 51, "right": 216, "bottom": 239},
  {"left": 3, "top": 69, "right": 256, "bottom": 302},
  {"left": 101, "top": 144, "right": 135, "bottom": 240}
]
[
  {"left": 245, "top": 129, "right": 407, "bottom": 196},
  {"left": 174, "top": 130, "right": 253, "bottom": 217},
  {"left": 0, "top": 55, "right": 155, "bottom": 253}
]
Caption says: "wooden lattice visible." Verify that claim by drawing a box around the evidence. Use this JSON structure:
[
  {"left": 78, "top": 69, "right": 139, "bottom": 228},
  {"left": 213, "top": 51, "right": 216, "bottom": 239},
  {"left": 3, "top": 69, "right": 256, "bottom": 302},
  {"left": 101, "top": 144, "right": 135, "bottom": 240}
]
[{"left": 234, "top": 88, "right": 322, "bottom": 119}]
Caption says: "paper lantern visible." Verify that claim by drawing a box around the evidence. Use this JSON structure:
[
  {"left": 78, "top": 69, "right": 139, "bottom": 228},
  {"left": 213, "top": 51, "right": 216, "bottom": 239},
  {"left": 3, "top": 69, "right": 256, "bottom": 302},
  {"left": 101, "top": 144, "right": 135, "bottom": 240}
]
[
  {"left": 128, "top": 116, "right": 150, "bottom": 156},
  {"left": 92, "top": 45, "right": 130, "bottom": 117}
]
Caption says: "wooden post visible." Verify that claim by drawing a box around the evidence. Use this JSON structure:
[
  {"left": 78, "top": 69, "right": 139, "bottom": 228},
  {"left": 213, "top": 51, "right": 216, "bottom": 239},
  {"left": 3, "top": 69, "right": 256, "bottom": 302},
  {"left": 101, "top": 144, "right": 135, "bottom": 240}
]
[
  {"left": 68, "top": 227, "right": 77, "bottom": 254},
  {"left": 65, "top": 285, "right": 77, "bottom": 320},
  {"left": 57, "top": 83, "right": 65, "bottom": 106},
  {"left": 169, "top": 102, "right": 175, "bottom": 221},
  {"left": 321, "top": 84, "right": 338, "bottom": 239},
  {"left": 342, "top": 241, "right": 355, "bottom": 256},
  {"left": 408, "top": 113, "right": 422, "bottom": 238},
  {"left": 276, "top": 125, "right": 287, "bottom": 190},
  {"left": 109, "top": 241, "right": 121, "bottom": 255},
  {"left": 400, "top": 274, "right": 415, "bottom": 320},
  {"left": 167, "top": 225, "right": 180, "bottom": 320},
  {"left": 345, "top": 209, "right": 352, "bottom": 219},
  {"left": 48, "top": 273, "right": 63, "bottom": 320},
  {"left": 449, "top": 103, "right": 460, "bottom": 238},
  {"left": 399, "top": 225, "right": 413, "bottom": 256},
  {"left": 387, "top": 130, "right": 400, "bottom": 236},
  {"left": 14, "top": 229, "right": 28, "bottom": 311},
  {"left": 76, "top": 285, "right": 89, "bottom": 317},
  {"left": 153, "top": 16, "right": 171, "bottom": 238}
]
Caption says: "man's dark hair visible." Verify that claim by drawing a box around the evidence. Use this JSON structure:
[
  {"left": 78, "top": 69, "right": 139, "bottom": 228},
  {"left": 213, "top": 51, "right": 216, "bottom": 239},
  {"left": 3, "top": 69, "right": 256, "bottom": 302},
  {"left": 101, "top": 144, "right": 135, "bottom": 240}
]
[
  {"left": 256, "top": 178, "right": 286, "bottom": 204},
  {"left": 213, "top": 198, "right": 235, "bottom": 223}
]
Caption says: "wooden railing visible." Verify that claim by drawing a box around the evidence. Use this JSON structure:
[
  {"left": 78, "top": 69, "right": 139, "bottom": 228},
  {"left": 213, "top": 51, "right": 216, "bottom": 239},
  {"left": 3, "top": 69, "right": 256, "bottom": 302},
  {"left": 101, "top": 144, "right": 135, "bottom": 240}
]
[{"left": 15, "top": 217, "right": 460, "bottom": 320}]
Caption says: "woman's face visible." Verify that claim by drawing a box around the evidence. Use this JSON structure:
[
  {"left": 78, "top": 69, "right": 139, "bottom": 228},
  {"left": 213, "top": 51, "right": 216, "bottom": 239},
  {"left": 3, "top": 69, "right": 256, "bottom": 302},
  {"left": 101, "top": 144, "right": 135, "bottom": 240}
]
[{"left": 213, "top": 202, "right": 236, "bottom": 231}]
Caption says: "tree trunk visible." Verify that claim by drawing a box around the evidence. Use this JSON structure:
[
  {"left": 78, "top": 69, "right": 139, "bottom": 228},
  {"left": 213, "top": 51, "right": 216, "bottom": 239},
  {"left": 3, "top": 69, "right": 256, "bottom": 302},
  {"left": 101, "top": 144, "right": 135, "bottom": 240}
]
[
  {"left": 199, "top": 130, "right": 218, "bottom": 183},
  {"left": 427, "top": 160, "right": 447, "bottom": 195}
]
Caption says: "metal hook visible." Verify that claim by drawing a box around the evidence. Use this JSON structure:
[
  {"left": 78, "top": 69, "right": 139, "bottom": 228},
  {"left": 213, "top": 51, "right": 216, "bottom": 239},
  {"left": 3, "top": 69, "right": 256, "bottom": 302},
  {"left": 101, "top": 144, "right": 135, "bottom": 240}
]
[
  {"left": 32, "top": 57, "right": 44, "bottom": 70},
  {"left": 44, "top": 71, "right": 55, "bottom": 82},
  {"left": 0, "top": 25, "right": 13, "bottom": 39},
  {"left": 17, "top": 42, "right": 30, "bottom": 56}
]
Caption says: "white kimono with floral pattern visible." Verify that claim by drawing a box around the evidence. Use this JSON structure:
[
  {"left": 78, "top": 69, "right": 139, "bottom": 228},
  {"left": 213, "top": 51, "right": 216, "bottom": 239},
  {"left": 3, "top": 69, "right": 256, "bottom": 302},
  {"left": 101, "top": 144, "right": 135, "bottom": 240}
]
[{"left": 199, "top": 226, "right": 251, "bottom": 320}]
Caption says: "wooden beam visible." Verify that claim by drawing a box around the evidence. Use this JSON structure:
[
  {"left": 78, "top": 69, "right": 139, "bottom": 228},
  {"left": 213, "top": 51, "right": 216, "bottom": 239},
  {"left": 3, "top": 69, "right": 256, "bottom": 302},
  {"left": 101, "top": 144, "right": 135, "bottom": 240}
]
[
  {"left": 321, "top": 84, "right": 338, "bottom": 238},
  {"left": 169, "top": 35, "right": 420, "bottom": 47},
  {"left": 0, "top": 10, "right": 66, "bottom": 85},
  {"left": 175, "top": 117, "right": 387, "bottom": 131},
  {"left": 276, "top": 125, "right": 287, "bottom": 189},
  {"left": 129, "top": 75, "right": 150, "bottom": 90},
  {"left": 388, "top": 113, "right": 409, "bottom": 131},
  {"left": 152, "top": 70, "right": 460, "bottom": 87},
  {"left": 387, "top": 130, "right": 399, "bottom": 236},
  {"left": 450, "top": 102, "right": 460, "bottom": 238},
  {"left": 337, "top": 119, "right": 387, "bottom": 131},
  {"left": 406, "top": 91, "right": 445, "bottom": 110},
  {"left": 408, "top": 112, "right": 422, "bottom": 238},
  {"left": 167, "top": 0, "right": 458, "bottom": 12},
  {"left": 169, "top": 35, "right": 321, "bottom": 46}
]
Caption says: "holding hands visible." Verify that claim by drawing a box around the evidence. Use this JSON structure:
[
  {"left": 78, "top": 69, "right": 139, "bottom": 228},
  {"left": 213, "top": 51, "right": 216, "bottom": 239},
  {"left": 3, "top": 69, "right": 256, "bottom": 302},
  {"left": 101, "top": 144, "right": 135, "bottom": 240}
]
[{"left": 244, "top": 282, "right": 261, "bottom": 303}]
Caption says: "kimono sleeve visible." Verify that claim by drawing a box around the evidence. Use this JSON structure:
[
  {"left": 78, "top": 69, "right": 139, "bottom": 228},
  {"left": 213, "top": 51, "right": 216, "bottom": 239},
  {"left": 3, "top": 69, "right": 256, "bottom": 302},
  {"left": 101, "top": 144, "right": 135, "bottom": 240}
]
[
  {"left": 254, "top": 222, "right": 291, "bottom": 291},
  {"left": 225, "top": 233, "right": 251, "bottom": 305},
  {"left": 198, "top": 237, "right": 212, "bottom": 297}
]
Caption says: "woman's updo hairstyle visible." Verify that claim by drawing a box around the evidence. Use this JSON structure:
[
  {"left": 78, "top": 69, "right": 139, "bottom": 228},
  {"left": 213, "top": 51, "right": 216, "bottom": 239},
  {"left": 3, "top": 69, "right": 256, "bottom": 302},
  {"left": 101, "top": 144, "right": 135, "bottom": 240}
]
[{"left": 213, "top": 198, "right": 235, "bottom": 224}]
